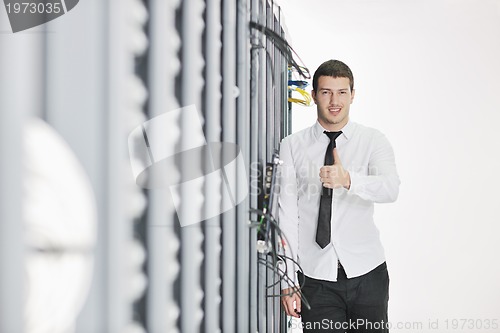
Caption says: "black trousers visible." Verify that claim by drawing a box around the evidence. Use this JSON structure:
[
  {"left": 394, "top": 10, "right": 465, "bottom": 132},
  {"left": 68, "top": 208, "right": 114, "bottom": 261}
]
[{"left": 298, "top": 262, "right": 389, "bottom": 333}]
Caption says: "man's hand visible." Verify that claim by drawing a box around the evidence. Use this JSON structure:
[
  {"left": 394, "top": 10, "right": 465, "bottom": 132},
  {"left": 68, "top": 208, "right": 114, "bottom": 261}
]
[
  {"left": 281, "top": 287, "right": 302, "bottom": 318},
  {"left": 319, "top": 148, "right": 351, "bottom": 189}
]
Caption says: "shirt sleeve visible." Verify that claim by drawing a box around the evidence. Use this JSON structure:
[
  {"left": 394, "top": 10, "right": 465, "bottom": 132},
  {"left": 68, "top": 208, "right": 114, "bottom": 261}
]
[
  {"left": 277, "top": 137, "right": 300, "bottom": 289},
  {"left": 347, "top": 132, "right": 401, "bottom": 203}
]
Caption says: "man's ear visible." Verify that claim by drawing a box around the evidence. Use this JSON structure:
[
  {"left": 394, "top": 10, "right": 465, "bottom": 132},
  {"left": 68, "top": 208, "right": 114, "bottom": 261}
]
[
  {"left": 350, "top": 89, "right": 355, "bottom": 103},
  {"left": 311, "top": 89, "right": 317, "bottom": 104}
]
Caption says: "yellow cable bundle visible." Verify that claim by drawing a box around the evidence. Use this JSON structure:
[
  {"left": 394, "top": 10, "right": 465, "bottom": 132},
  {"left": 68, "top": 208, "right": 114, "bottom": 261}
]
[{"left": 288, "top": 86, "right": 313, "bottom": 106}]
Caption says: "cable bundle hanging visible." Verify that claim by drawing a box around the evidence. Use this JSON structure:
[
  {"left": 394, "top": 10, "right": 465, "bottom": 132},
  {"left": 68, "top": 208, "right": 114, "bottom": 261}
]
[
  {"left": 249, "top": 21, "right": 311, "bottom": 79},
  {"left": 287, "top": 68, "right": 313, "bottom": 106},
  {"left": 248, "top": 151, "right": 311, "bottom": 312},
  {"left": 288, "top": 87, "right": 312, "bottom": 106}
]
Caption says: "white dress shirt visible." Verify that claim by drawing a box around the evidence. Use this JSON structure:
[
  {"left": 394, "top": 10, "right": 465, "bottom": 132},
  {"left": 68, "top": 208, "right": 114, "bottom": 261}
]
[{"left": 278, "top": 120, "right": 400, "bottom": 286}]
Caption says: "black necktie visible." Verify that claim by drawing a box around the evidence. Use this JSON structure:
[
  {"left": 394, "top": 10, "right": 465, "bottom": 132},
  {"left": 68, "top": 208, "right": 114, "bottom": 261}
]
[{"left": 316, "top": 131, "right": 343, "bottom": 249}]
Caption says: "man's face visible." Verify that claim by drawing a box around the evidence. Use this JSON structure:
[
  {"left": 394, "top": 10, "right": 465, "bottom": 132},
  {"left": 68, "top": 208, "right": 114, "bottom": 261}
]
[{"left": 312, "top": 76, "right": 355, "bottom": 131}]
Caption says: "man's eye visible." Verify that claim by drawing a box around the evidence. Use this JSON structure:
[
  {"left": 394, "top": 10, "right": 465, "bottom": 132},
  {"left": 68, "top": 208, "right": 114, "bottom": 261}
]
[
  {"left": 322, "top": 91, "right": 330, "bottom": 95},
  {"left": 340, "top": 91, "right": 347, "bottom": 95}
]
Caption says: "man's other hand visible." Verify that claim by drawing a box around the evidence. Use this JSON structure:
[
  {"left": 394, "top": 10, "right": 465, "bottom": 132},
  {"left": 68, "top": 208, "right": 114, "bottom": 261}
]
[{"left": 281, "top": 287, "right": 302, "bottom": 318}]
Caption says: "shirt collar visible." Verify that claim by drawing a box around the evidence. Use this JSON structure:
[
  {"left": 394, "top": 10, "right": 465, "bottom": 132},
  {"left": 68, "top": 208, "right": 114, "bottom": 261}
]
[{"left": 313, "top": 120, "right": 354, "bottom": 141}]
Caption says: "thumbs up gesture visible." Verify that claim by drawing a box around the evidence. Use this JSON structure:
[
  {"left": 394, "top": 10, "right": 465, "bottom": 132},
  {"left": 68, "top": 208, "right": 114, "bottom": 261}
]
[{"left": 319, "top": 148, "right": 351, "bottom": 189}]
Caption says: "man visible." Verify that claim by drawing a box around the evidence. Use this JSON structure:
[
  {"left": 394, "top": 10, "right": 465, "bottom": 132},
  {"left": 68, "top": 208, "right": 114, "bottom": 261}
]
[{"left": 279, "top": 59, "right": 400, "bottom": 332}]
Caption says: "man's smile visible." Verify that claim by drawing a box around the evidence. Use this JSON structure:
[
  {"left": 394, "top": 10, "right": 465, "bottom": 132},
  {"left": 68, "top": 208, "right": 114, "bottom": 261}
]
[{"left": 328, "top": 107, "right": 342, "bottom": 114}]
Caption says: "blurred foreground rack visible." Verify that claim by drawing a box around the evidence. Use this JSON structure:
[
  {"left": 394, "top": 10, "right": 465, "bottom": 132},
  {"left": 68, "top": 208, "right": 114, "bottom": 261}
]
[{"left": 0, "top": 0, "right": 307, "bottom": 332}]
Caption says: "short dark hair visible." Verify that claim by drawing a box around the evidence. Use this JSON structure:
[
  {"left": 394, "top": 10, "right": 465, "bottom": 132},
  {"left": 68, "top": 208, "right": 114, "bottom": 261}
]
[{"left": 312, "top": 60, "right": 354, "bottom": 92}]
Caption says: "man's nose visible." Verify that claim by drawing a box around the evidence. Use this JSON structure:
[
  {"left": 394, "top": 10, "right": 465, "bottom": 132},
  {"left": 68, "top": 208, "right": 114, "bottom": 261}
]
[{"left": 330, "top": 92, "right": 338, "bottom": 104}]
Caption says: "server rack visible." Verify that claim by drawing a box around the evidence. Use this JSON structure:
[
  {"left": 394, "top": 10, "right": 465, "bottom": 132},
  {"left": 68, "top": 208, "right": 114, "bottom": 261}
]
[{"left": 0, "top": 0, "right": 306, "bottom": 331}]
